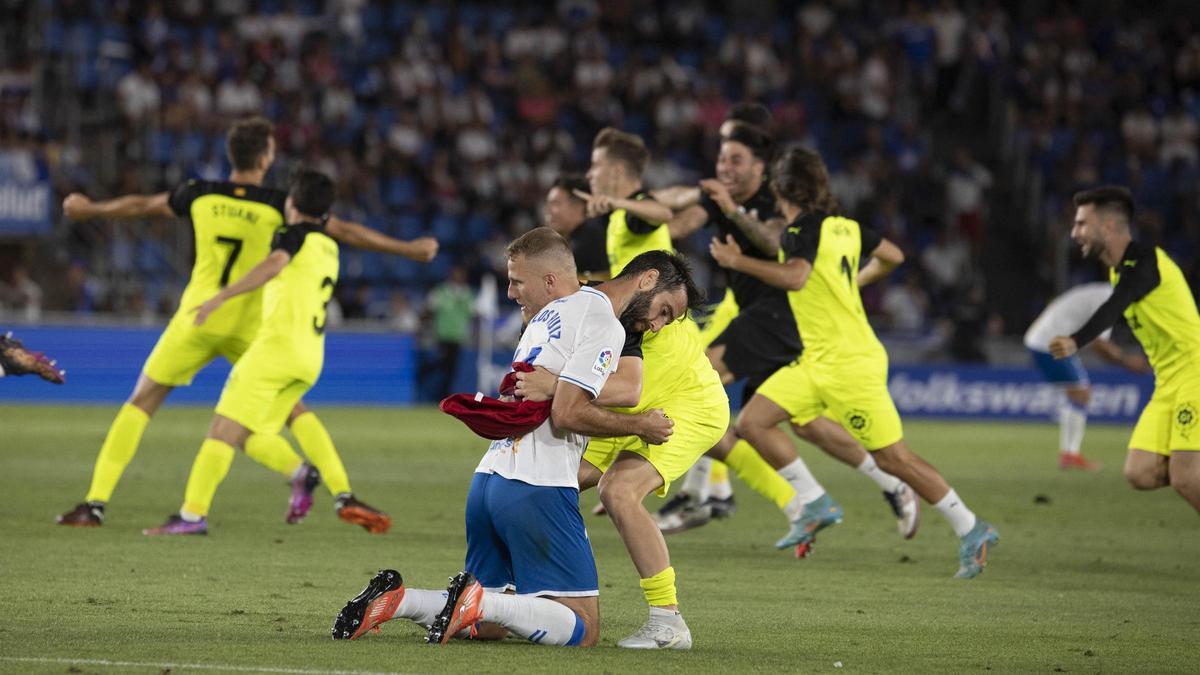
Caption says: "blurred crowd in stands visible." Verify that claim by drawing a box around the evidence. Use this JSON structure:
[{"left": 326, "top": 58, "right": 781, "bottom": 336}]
[{"left": 1, "top": 0, "right": 1198, "bottom": 365}]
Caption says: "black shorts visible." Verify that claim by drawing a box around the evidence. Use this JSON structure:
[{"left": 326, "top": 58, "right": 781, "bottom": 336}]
[{"left": 708, "top": 298, "right": 803, "bottom": 394}]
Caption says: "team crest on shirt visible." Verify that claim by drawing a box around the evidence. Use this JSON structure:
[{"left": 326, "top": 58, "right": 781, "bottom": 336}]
[
  {"left": 1176, "top": 403, "right": 1197, "bottom": 438},
  {"left": 592, "top": 348, "right": 614, "bottom": 376},
  {"left": 844, "top": 409, "right": 872, "bottom": 437}
]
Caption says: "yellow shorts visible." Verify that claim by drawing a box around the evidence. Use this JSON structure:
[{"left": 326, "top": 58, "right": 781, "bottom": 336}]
[
  {"left": 698, "top": 289, "right": 739, "bottom": 348},
  {"left": 756, "top": 355, "right": 903, "bottom": 451},
  {"left": 214, "top": 347, "right": 313, "bottom": 435},
  {"left": 142, "top": 318, "right": 251, "bottom": 387},
  {"left": 1129, "top": 373, "right": 1200, "bottom": 455},
  {"left": 584, "top": 390, "right": 729, "bottom": 497}
]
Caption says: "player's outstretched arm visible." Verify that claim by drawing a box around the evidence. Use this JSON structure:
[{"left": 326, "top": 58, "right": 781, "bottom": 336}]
[
  {"left": 193, "top": 250, "right": 290, "bottom": 325},
  {"left": 651, "top": 185, "right": 701, "bottom": 211},
  {"left": 709, "top": 234, "right": 811, "bottom": 290},
  {"left": 668, "top": 205, "right": 709, "bottom": 240},
  {"left": 612, "top": 195, "right": 673, "bottom": 226},
  {"left": 325, "top": 216, "right": 439, "bottom": 262},
  {"left": 857, "top": 238, "right": 904, "bottom": 287},
  {"left": 62, "top": 192, "right": 173, "bottom": 221},
  {"left": 551, "top": 381, "right": 671, "bottom": 444},
  {"left": 1090, "top": 338, "right": 1152, "bottom": 374},
  {"left": 1061, "top": 250, "right": 1159, "bottom": 355}
]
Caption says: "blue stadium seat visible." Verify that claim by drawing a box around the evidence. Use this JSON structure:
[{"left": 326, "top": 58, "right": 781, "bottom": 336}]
[{"left": 431, "top": 213, "right": 461, "bottom": 243}]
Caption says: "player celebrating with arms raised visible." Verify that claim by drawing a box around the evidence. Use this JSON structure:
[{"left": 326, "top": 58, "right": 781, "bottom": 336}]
[
  {"left": 57, "top": 117, "right": 435, "bottom": 531},
  {"left": 144, "top": 168, "right": 344, "bottom": 534},
  {"left": 1050, "top": 186, "right": 1200, "bottom": 512},
  {"left": 711, "top": 145, "right": 999, "bottom": 579}
]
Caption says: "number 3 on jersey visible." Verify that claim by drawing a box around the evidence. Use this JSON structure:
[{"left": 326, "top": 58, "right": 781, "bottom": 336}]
[{"left": 313, "top": 277, "right": 335, "bottom": 335}]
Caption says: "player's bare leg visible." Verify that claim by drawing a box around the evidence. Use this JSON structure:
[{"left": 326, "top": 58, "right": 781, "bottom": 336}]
[
  {"left": 144, "top": 414, "right": 250, "bottom": 536},
  {"left": 57, "top": 374, "right": 175, "bottom": 527},
  {"left": 1168, "top": 451, "right": 1200, "bottom": 512},
  {"left": 593, "top": 452, "right": 692, "bottom": 649},
  {"left": 735, "top": 395, "right": 842, "bottom": 552},
  {"left": 1123, "top": 448, "right": 1169, "bottom": 490},
  {"left": 872, "top": 439, "right": 999, "bottom": 578}
]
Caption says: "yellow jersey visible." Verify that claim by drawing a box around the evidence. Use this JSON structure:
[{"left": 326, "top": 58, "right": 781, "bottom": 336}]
[
  {"left": 603, "top": 191, "right": 721, "bottom": 409},
  {"left": 168, "top": 180, "right": 286, "bottom": 340},
  {"left": 779, "top": 212, "right": 885, "bottom": 363},
  {"left": 606, "top": 190, "right": 674, "bottom": 275},
  {"left": 255, "top": 221, "right": 341, "bottom": 382},
  {"left": 1073, "top": 242, "right": 1200, "bottom": 383}
]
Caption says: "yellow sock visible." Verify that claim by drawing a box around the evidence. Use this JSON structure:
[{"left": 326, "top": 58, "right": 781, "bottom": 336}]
[
  {"left": 708, "top": 460, "right": 729, "bottom": 485},
  {"left": 85, "top": 403, "right": 150, "bottom": 503},
  {"left": 245, "top": 434, "right": 304, "bottom": 477},
  {"left": 639, "top": 566, "right": 678, "bottom": 607},
  {"left": 290, "top": 412, "right": 350, "bottom": 496},
  {"left": 181, "top": 439, "right": 235, "bottom": 517},
  {"left": 725, "top": 440, "right": 796, "bottom": 510}
]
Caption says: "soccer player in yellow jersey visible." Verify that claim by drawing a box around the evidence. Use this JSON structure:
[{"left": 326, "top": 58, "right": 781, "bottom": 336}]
[
  {"left": 711, "top": 146, "right": 999, "bottom": 579},
  {"left": 56, "top": 118, "right": 437, "bottom": 532},
  {"left": 522, "top": 128, "right": 726, "bottom": 648},
  {"left": 658, "top": 121, "right": 918, "bottom": 539},
  {"left": 1050, "top": 186, "right": 1200, "bottom": 513},
  {"left": 144, "top": 168, "right": 344, "bottom": 534}
]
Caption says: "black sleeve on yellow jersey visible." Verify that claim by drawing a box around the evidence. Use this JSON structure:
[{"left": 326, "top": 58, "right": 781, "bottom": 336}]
[
  {"left": 1071, "top": 242, "right": 1160, "bottom": 347},
  {"left": 168, "top": 180, "right": 205, "bottom": 216},
  {"left": 624, "top": 192, "right": 665, "bottom": 235},
  {"left": 780, "top": 213, "right": 826, "bottom": 262},
  {"left": 860, "top": 226, "right": 883, "bottom": 257},
  {"left": 272, "top": 224, "right": 317, "bottom": 258},
  {"left": 620, "top": 330, "right": 644, "bottom": 359}
]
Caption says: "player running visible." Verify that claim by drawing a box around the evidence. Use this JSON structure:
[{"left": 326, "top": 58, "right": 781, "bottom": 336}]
[
  {"left": 56, "top": 117, "right": 436, "bottom": 532},
  {"left": 1050, "top": 185, "right": 1200, "bottom": 513},
  {"left": 0, "top": 331, "right": 65, "bottom": 383},
  {"left": 1025, "top": 282, "right": 1151, "bottom": 470},
  {"left": 711, "top": 145, "right": 999, "bottom": 579},
  {"left": 656, "top": 121, "right": 918, "bottom": 539},
  {"left": 331, "top": 230, "right": 686, "bottom": 648},
  {"left": 143, "top": 169, "right": 361, "bottom": 534}
]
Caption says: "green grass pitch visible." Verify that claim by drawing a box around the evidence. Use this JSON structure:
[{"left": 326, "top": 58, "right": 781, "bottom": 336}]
[{"left": 1, "top": 404, "right": 1196, "bottom": 674}]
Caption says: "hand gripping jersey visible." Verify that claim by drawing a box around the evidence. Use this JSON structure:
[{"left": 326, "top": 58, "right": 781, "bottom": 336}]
[
  {"left": 475, "top": 287, "right": 626, "bottom": 488},
  {"left": 168, "top": 180, "right": 287, "bottom": 340}
]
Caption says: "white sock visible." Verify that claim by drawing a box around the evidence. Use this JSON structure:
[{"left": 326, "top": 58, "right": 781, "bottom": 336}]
[
  {"left": 856, "top": 454, "right": 902, "bottom": 492},
  {"left": 709, "top": 477, "right": 733, "bottom": 500},
  {"left": 934, "top": 489, "right": 977, "bottom": 537},
  {"left": 680, "top": 457, "right": 712, "bottom": 501},
  {"left": 483, "top": 592, "right": 586, "bottom": 646},
  {"left": 649, "top": 605, "right": 686, "bottom": 625},
  {"left": 392, "top": 587, "right": 448, "bottom": 627},
  {"left": 1059, "top": 401, "right": 1087, "bottom": 454},
  {"left": 179, "top": 510, "right": 203, "bottom": 523},
  {"left": 778, "top": 458, "right": 825, "bottom": 519}
]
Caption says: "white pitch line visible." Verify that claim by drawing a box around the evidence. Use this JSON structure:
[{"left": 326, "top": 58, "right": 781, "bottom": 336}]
[{"left": 0, "top": 656, "right": 409, "bottom": 675}]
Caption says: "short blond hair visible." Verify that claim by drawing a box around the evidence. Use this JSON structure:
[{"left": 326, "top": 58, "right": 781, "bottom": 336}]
[
  {"left": 593, "top": 127, "right": 650, "bottom": 178},
  {"left": 506, "top": 227, "right": 578, "bottom": 275}
]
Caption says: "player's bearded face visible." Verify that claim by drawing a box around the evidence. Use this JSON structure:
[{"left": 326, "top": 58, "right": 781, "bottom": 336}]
[
  {"left": 620, "top": 286, "right": 684, "bottom": 333},
  {"left": 717, "top": 142, "right": 761, "bottom": 199},
  {"left": 1071, "top": 206, "right": 1105, "bottom": 260}
]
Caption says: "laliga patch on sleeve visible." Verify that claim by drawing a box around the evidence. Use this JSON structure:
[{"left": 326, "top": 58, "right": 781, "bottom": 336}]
[{"left": 592, "top": 348, "right": 614, "bottom": 376}]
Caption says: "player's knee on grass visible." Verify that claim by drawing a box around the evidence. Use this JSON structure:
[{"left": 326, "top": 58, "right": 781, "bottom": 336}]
[
  {"left": 128, "top": 375, "right": 173, "bottom": 416},
  {"left": 597, "top": 455, "right": 662, "bottom": 516},
  {"left": 552, "top": 596, "right": 600, "bottom": 647},
  {"left": 1124, "top": 450, "right": 1169, "bottom": 490},
  {"left": 733, "top": 396, "right": 787, "bottom": 445}
]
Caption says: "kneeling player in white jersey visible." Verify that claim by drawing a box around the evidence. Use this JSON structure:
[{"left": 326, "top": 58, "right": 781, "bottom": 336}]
[
  {"left": 1025, "top": 283, "right": 1150, "bottom": 471},
  {"left": 332, "top": 229, "right": 690, "bottom": 648}
]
